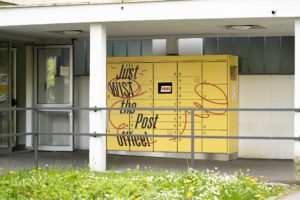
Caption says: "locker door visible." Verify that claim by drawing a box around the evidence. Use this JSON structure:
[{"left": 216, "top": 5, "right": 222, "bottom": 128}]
[
  {"left": 178, "top": 62, "right": 202, "bottom": 152},
  {"left": 129, "top": 62, "right": 154, "bottom": 151},
  {"left": 202, "top": 84, "right": 227, "bottom": 100},
  {"left": 203, "top": 130, "right": 227, "bottom": 153},
  {"left": 107, "top": 100, "right": 130, "bottom": 151},
  {"left": 153, "top": 62, "right": 177, "bottom": 152},
  {"left": 202, "top": 100, "right": 228, "bottom": 130},
  {"left": 203, "top": 62, "right": 227, "bottom": 84},
  {"left": 107, "top": 62, "right": 131, "bottom": 151}
]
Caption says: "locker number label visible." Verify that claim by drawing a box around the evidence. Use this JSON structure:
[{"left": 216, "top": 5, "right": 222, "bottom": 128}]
[{"left": 158, "top": 82, "right": 172, "bottom": 94}]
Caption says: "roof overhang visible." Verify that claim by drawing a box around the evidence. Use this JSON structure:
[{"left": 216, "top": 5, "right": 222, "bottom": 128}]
[{"left": 0, "top": 0, "right": 298, "bottom": 41}]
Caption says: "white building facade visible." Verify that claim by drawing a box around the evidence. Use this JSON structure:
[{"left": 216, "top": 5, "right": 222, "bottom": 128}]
[{"left": 0, "top": 0, "right": 299, "bottom": 178}]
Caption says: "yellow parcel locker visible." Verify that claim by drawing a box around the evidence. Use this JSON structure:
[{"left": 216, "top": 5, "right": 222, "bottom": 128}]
[{"left": 107, "top": 55, "right": 238, "bottom": 160}]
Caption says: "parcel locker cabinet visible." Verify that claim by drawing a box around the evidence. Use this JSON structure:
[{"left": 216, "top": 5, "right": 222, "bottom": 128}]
[
  {"left": 107, "top": 56, "right": 238, "bottom": 160},
  {"left": 153, "top": 62, "right": 178, "bottom": 152},
  {"left": 178, "top": 62, "right": 202, "bottom": 152},
  {"left": 129, "top": 62, "right": 154, "bottom": 152}
]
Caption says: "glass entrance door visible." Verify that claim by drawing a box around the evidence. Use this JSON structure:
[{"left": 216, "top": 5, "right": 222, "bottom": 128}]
[
  {"left": 0, "top": 41, "right": 11, "bottom": 154},
  {"left": 35, "top": 46, "right": 73, "bottom": 151}
]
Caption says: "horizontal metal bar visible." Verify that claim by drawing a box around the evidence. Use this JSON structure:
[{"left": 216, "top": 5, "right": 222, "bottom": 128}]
[
  {"left": 0, "top": 107, "right": 299, "bottom": 112},
  {"left": 0, "top": 132, "right": 299, "bottom": 141}
]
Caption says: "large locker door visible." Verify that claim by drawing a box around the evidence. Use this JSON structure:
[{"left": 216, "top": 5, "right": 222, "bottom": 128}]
[
  {"left": 129, "top": 62, "right": 154, "bottom": 152},
  {"left": 202, "top": 61, "right": 228, "bottom": 153},
  {"left": 153, "top": 62, "right": 177, "bottom": 152},
  {"left": 178, "top": 62, "right": 202, "bottom": 152},
  {"left": 203, "top": 62, "right": 227, "bottom": 84},
  {"left": 107, "top": 62, "right": 130, "bottom": 151}
]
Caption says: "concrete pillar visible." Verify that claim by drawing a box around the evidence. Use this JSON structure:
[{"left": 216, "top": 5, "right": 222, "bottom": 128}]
[
  {"left": 294, "top": 20, "right": 300, "bottom": 180},
  {"left": 89, "top": 23, "right": 107, "bottom": 172}
]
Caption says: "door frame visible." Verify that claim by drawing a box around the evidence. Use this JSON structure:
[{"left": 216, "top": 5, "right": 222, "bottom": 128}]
[
  {"left": 0, "top": 41, "right": 11, "bottom": 154},
  {"left": 34, "top": 45, "right": 73, "bottom": 151}
]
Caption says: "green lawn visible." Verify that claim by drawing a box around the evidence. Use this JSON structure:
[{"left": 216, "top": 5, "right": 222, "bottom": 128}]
[{"left": 0, "top": 167, "right": 291, "bottom": 199}]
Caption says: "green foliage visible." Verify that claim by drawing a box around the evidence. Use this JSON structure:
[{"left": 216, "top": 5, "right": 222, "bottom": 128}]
[{"left": 0, "top": 167, "right": 288, "bottom": 199}]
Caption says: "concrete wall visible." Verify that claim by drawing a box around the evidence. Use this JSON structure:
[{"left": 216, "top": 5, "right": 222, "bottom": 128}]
[
  {"left": 74, "top": 76, "right": 89, "bottom": 150},
  {"left": 239, "top": 75, "right": 294, "bottom": 159},
  {"left": 73, "top": 75, "right": 295, "bottom": 159}
]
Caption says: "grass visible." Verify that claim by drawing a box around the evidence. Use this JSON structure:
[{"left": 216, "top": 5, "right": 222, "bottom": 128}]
[{"left": 0, "top": 166, "right": 292, "bottom": 199}]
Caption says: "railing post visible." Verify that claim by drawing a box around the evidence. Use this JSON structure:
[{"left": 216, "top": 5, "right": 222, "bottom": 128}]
[
  {"left": 33, "top": 108, "right": 39, "bottom": 169},
  {"left": 191, "top": 109, "right": 195, "bottom": 169}
]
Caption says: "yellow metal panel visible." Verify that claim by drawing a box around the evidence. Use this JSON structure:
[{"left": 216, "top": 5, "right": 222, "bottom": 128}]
[
  {"left": 130, "top": 113, "right": 155, "bottom": 127},
  {"left": 107, "top": 62, "right": 132, "bottom": 100},
  {"left": 178, "top": 121, "right": 202, "bottom": 130},
  {"left": 203, "top": 130, "right": 227, "bottom": 153},
  {"left": 203, "top": 62, "right": 227, "bottom": 84},
  {"left": 107, "top": 100, "right": 130, "bottom": 130},
  {"left": 178, "top": 84, "right": 201, "bottom": 92},
  {"left": 129, "top": 129, "right": 154, "bottom": 152},
  {"left": 203, "top": 114, "right": 227, "bottom": 130},
  {"left": 153, "top": 130, "right": 177, "bottom": 152},
  {"left": 178, "top": 62, "right": 202, "bottom": 77},
  {"left": 155, "top": 121, "right": 177, "bottom": 130},
  {"left": 202, "top": 98, "right": 228, "bottom": 130},
  {"left": 178, "top": 137, "right": 202, "bottom": 153},
  {"left": 154, "top": 100, "right": 178, "bottom": 107},
  {"left": 179, "top": 77, "right": 202, "bottom": 84},
  {"left": 153, "top": 113, "right": 177, "bottom": 121},
  {"left": 107, "top": 130, "right": 130, "bottom": 151},
  {"left": 203, "top": 84, "right": 228, "bottom": 100},
  {"left": 178, "top": 99, "right": 200, "bottom": 107},
  {"left": 154, "top": 62, "right": 177, "bottom": 77},
  {"left": 108, "top": 55, "right": 230, "bottom": 63}
]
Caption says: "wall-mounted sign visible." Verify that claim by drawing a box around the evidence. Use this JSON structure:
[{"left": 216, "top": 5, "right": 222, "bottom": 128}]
[{"left": 158, "top": 82, "right": 172, "bottom": 94}]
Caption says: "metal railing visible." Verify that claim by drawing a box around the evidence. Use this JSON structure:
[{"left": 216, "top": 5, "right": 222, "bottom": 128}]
[{"left": 0, "top": 106, "right": 300, "bottom": 169}]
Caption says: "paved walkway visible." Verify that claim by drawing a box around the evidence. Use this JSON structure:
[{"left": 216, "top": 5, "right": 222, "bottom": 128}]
[{"left": 0, "top": 150, "right": 294, "bottom": 183}]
